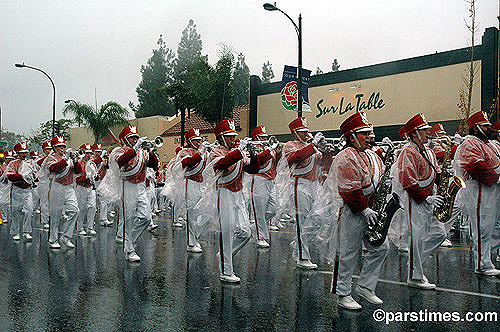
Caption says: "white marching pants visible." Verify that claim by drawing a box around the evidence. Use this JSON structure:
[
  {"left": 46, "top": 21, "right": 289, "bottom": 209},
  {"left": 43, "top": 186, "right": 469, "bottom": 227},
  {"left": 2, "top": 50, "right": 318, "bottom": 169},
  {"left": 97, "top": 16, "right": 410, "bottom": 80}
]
[
  {"left": 464, "top": 181, "right": 498, "bottom": 271},
  {"left": 332, "top": 206, "right": 389, "bottom": 296},
  {"left": 48, "top": 181, "right": 79, "bottom": 243},
  {"left": 407, "top": 196, "right": 446, "bottom": 280},
  {"left": 76, "top": 185, "right": 96, "bottom": 231},
  {"left": 120, "top": 180, "right": 151, "bottom": 254},
  {"left": 9, "top": 186, "right": 33, "bottom": 235},
  {"left": 185, "top": 179, "right": 203, "bottom": 247},
  {"left": 217, "top": 187, "right": 251, "bottom": 276},
  {"left": 39, "top": 182, "right": 50, "bottom": 225},
  {"left": 293, "top": 177, "right": 319, "bottom": 261},
  {"left": 250, "top": 175, "right": 277, "bottom": 241}
]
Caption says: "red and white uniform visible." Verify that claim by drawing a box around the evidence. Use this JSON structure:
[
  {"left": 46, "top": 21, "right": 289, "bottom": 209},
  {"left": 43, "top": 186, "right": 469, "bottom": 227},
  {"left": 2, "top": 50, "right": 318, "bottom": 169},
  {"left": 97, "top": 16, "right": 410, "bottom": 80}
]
[
  {"left": 75, "top": 158, "right": 97, "bottom": 232},
  {"left": 250, "top": 148, "right": 279, "bottom": 242},
  {"left": 114, "top": 146, "right": 159, "bottom": 253},
  {"left": 209, "top": 123, "right": 262, "bottom": 278},
  {"left": 45, "top": 152, "right": 82, "bottom": 244},
  {"left": 398, "top": 142, "right": 446, "bottom": 281},
  {"left": 455, "top": 135, "right": 500, "bottom": 271},
  {"left": 332, "top": 146, "right": 388, "bottom": 296},
  {"left": 179, "top": 147, "right": 208, "bottom": 247},
  {"left": 284, "top": 140, "right": 331, "bottom": 261},
  {"left": 6, "top": 159, "right": 34, "bottom": 235}
]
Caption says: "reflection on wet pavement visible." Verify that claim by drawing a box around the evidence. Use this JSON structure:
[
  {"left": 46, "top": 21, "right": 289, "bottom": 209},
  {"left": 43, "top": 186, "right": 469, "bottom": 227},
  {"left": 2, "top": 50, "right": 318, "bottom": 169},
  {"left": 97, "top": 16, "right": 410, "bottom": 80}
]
[{"left": 0, "top": 215, "right": 499, "bottom": 332}]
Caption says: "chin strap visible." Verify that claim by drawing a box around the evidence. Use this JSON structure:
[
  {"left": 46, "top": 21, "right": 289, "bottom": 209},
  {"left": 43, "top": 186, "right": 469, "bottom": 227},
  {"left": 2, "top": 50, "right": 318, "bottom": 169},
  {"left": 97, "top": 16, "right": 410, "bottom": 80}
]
[
  {"left": 352, "top": 133, "right": 363, "bottom": 150},
  {"left": 477, "top": 125, "right": 488, "bottom": 139}
]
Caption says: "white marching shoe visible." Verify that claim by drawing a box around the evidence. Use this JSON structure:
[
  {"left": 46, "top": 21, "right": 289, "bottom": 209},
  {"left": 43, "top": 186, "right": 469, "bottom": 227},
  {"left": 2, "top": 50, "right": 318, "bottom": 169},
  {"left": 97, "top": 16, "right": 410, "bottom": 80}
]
[
  {"left": 87, "top": 229, "right": 97, "bottom": 236},
  {"left": 125, "top": 251, "right": 141, "bottom": 262},
  {"left": 338, "top": 295, "right": 362, "bottom": 310},
  {"left": 78, "top": 230, "right": 87, "bottom": 236},
  {"left": 61, "top": 237, "right": 75, "bottom": 248},
  {"left": 49, "top": 241, "right": 61, "bottom": 249},
  {"left": 115, "top": 236, "right": 124, "bottom": 243},
  {"left": 220, "top": 273, "right": 241, "bottom": 283},
  {"left": 356, "top": 286, "right": 383, "bottom": 304},
  {"left": 268, "top": 225, "right": 279, "bottom": 231},
  {"left": 187, "top": 243, "right": 203, "bottom": 253},
  {"left": 475, "top": 268, "right": 500, "bottom": 276},
  {"left": 12, "top": 234, "right": 21, "bottom": 241},
  {"left": 441, "top": 239, "right": 452, "bottom": 247},
  {"left": 257, "top": 240, "right": 270, "bottom": 248},
  {"left": 407, "top": 278, "right": 436, "bottom": 289},
  {"left": 23, "top": 233, "right": 33, "bottom": 242},
  {"left": 297, "top": 259, "right": 318, "bottom": 270},
  {"left": 148, "top": 223, "right": 159, "bottom": 231},
  {"left": 43, "top": 223, "right": 50, "bottom": 229},
  {"left": 173, "top": 221, "right": 183, "bottom": 227}
]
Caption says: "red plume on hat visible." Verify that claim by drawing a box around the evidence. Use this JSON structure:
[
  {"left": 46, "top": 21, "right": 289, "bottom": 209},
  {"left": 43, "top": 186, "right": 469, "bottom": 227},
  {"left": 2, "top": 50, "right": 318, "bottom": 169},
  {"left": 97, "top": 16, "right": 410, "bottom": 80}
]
[
  {"left": 119, "top": 125, "right": 139, "bottom": 141},
  {"left": 467, "top": 111, "right": 491, "bottom": 128},
  {"left": 288, "top": 117, "right": 309, "bottom": 134},
  {"left": 429, "top": 123, "right": 446, "bottom": 137},
  {"left": 42, "top": 141, "right": 52, "bottom": 150},
  {"left": 79, "top": 143, "right": 92, "bottom": 153},
  {"left": 51, "top": 136, "right": 66, "bottom": 147},
  {"left": 252, "top": 126, "right": 268, "bottom": 140},
  {"left": 185, "top": 128, "right": 201, "bottom": 142},
  {"left": 403, "top": 113, "right": 431, "bottom": 135},
  {"left": 14, "top": 142, "right": 29, "bottom": 153},
  {"left": 214, "top": 120, "right": 237, "bottom": 137},
  {"left": 340, "top": 112, "right": 371, "bottom": 136}
]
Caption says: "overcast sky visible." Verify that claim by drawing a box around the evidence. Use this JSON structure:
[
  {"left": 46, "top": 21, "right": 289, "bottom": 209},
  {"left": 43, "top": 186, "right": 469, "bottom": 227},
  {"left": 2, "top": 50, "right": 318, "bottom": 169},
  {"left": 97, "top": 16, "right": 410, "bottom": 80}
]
[{"left": 1, "top": 0, "right": 498, "bottom": 135}]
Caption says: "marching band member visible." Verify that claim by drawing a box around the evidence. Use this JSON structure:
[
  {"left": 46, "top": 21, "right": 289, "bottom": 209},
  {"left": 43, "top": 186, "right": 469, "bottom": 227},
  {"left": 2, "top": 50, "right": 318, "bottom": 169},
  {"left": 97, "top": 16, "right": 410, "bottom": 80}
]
[
  {"left": 284, "top": 117, "right": 332, "bottom": 269},
  {"left": 75, "top": 143, "right": 98, "bottom": 236},
  {"left": 455, "top": 111, "right": 500, "bottom": 276},
  {"left": 6, "top": 142, "right": 35, "bottom": 242},
  {"left": 397, "top": 113, "right": 446, "bottom": 289},
  {"left": 178, "top": 128, "right": 209, "bottom": 253},
  {"left": 44, "top": 136, "right": 81, "bottom": 249},
  {"left": 331, "top": 112, "right": 388, "bottom": 310},
  {"left": 92, "top": 143, "right": 113, "bottom": 227},
  {"left": 209, "top": 119, "right": 264, "bottom": 283},
  {"left": 146, "top": 167, "right": 159, "bottom": 231},
  {"left": 115, "top": 125, "right": 159, "bottom": 262},
  {"left": 249, "top": 125, "right": 280, "bottom": 248},
  {"left": 29, "top": 150, "right": 41, "bottom": 215},
  {"left": 0, "top": 151, "right": 15, "bottom": 224},
  {"left": 171, "top": 146, "right": 184, "bottom": 227},
  {"left": 36, "top": 141, "right": 52, "bottom": 229}
]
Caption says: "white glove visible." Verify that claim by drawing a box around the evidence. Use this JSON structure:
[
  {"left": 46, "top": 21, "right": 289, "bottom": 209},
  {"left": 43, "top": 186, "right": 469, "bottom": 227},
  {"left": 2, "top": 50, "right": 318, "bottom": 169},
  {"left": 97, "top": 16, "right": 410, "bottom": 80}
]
[
  {"left": 65, "top": 148, "right": 74, "bottom": 160},
  {"left": 360, "top": 208, "right": 378, "bottom": 227},
  {"left": 382, "top": 137, "right": 391, "bottom": 145},
  {"left": 22, "top": 172, "right": 34, "bottom": 185},
  {"left": 134, "top": 136, "right": 148, "bottom": 151},
  {"left": 200, "top": 141, "right": 211, "bottom": 154},
  {"left": 312, "top": 132, "right": 325, "bottom": 146},
  {"left": 426, "top": 195, "right": 445, "bottom": 209},
  {"left": 238, "top": 137, "right": 251, "bottom": 151},
  {"left": 384, "top": 176, "right": 393, "bottom": 188},
  {"left": 453, "top": 134, "right": 463, "bottom": 145}
]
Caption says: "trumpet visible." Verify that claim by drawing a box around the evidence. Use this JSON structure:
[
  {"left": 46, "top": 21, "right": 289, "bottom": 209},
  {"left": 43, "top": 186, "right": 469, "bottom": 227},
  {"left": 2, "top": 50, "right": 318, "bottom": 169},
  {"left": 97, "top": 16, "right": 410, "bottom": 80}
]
[
  {"left": 142, "top": 136, "right": 164, "bottom": 150},
  {"left": 247, "top": 136, "right": 280, "bottom": 150},
  {"left": 317, "top": 137, "right": 345, "bottom": 153}
]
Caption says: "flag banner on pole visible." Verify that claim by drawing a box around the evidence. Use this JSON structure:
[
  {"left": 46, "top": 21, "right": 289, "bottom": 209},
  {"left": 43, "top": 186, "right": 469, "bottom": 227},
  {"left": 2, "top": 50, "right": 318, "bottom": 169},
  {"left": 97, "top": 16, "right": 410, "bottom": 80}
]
[{"left": 281, "top": 65, "right": 311, "bottom": 112}]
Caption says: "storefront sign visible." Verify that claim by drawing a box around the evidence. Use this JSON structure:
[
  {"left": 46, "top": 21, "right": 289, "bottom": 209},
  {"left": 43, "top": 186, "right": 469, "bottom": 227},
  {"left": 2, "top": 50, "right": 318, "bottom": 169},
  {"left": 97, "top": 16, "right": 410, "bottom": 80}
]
[{"left": 316, "top": 92, "right": 386, "bottom": 118}]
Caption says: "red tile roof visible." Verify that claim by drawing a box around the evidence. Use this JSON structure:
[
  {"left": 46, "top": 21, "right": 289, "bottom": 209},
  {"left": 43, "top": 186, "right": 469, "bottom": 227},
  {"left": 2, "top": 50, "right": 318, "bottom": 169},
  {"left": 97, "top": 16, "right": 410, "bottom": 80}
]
[{"left": 160, "top": 105, "right": 247, "bottom": 137}]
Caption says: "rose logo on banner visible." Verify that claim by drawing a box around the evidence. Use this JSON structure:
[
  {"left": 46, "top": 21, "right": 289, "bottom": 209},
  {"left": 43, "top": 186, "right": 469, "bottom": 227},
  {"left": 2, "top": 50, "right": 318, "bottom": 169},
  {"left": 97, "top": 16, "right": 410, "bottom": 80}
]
[{"left": 281, "top": 65, "right": 311, "bottom": 112}]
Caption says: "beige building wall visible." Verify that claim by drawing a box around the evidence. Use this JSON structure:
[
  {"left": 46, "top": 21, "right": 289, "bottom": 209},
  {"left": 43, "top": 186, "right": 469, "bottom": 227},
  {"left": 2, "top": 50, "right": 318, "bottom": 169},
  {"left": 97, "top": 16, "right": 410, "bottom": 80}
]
[{"left": 257, "top": 61, "right": 482, "bottom": 134}]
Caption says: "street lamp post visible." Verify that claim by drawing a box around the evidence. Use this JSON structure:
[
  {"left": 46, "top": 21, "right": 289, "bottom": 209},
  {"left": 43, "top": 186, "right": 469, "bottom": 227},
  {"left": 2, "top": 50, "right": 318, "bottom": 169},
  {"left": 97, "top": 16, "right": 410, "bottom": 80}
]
[
  {"left": 264, "top": 2, "right": 303, "bottom": 118},
  {"left": 15, "top": 63, "right": 57, "bottom": 137}
]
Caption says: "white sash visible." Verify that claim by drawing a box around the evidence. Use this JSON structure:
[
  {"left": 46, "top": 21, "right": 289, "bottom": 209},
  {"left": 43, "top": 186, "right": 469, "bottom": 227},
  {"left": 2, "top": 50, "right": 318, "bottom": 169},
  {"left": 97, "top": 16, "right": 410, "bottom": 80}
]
[
  {"left": 218, "top": 160, "right": 243, "bottom": 185},
  {"left": 121, "top": 151, "right": 144, "bottom": 178}
]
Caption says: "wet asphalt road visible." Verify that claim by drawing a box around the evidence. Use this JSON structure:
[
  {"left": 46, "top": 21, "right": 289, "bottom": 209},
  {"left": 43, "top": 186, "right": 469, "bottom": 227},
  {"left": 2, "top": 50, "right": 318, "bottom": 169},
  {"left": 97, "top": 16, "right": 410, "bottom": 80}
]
[{"left": 0, "top": 212, "right": 499, "bottom": 332}]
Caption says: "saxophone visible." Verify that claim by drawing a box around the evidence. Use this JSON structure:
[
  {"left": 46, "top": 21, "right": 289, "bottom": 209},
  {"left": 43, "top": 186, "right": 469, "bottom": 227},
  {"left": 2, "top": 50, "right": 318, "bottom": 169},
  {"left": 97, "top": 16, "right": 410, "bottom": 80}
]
[
  {"left": 433, "top": 136, "right": 466, "bottom": 223},
  {"left": 364, "top": 140, "right": 403, "bottom": 247}
]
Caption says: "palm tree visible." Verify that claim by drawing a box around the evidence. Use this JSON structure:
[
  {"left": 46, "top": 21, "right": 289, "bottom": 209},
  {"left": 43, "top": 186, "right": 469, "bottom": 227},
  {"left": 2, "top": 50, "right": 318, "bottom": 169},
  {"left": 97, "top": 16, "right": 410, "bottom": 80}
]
[{"left": 63, "top": 101, "right": 129, "bottom": 143}]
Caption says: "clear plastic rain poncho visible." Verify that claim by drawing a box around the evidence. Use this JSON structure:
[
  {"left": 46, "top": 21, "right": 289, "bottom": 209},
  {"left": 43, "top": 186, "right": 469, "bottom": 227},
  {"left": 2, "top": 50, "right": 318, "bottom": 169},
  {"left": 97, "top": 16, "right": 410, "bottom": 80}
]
[
  {"left": 303, "top": 148, "right": 383, "bottom": 264},
  {"left": 96, "top": 147, "right": 122, "bottom": 206},
  {"left": 159, "top": 156, "right": 185, "bottom": 218},
  {"left": 0, "top": 164, "right": 11, "bottom": 207},
  {"left": 454, "top": 135, "right": 500, "bottom": 223}
]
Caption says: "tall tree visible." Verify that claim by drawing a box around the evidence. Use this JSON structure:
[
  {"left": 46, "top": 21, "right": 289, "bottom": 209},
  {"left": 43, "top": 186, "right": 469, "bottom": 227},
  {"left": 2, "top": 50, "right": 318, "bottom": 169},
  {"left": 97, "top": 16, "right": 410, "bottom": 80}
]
[
  {"left": 331, "top": 59, "right": 340, "bottom": 72},
  {"left": 233, "top": 53, "right": 250, "bottom": 106},
  {"left": 132, "top": 35, "right": 175, "bottom": 118},
  {"left": 63, "top": 101, "right": 129, "bottom": 143},
  {"left": 192, "top": 45, "right": 235, "bottom": 124},
  {"left": 0, "top": 128, "right": 27, "bottom": 151},
  {"left": 261, "top": 61, "right": 274, "bottom": 84}
]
